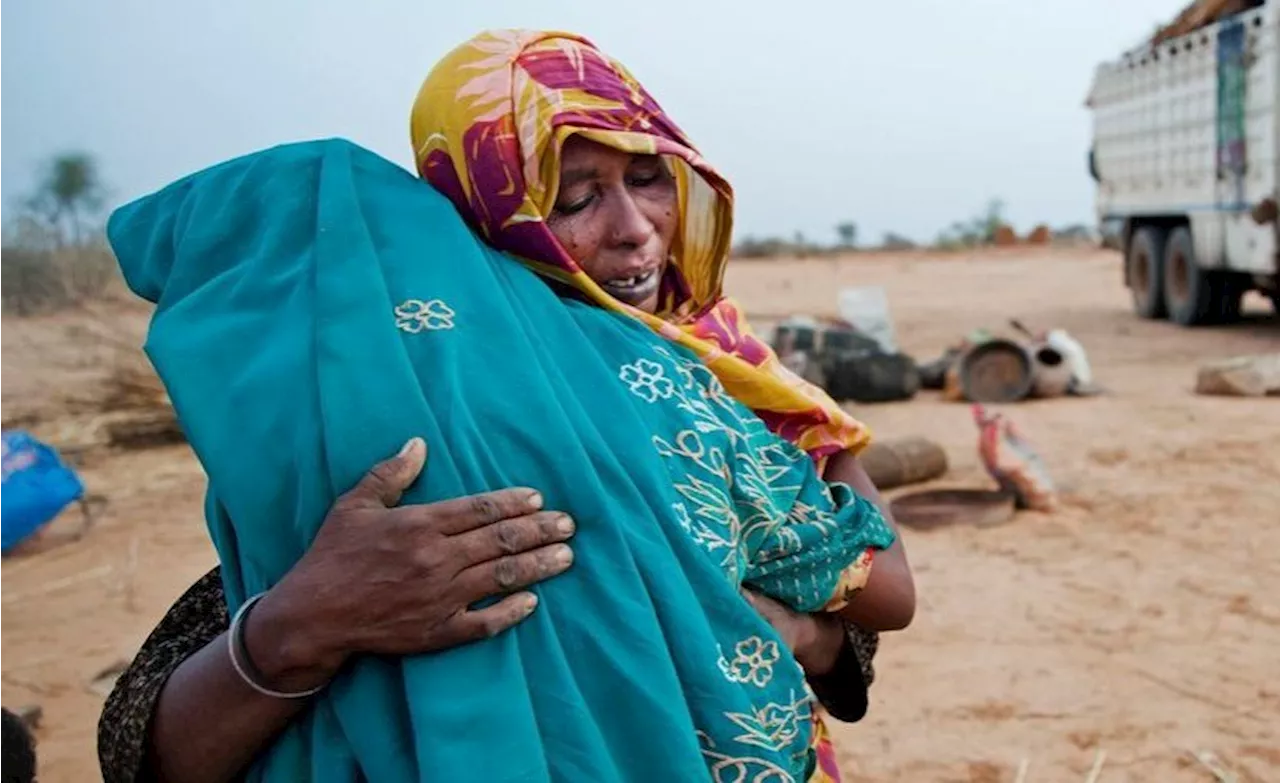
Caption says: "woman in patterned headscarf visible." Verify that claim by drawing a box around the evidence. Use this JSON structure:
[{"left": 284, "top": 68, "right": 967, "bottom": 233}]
[
  {"left": 98, "top": 30, "right": 913, "bottom": 783},
  {"left": 407, "top": 30, "right": 914, "bottom": 777},
  {"left": 411, "top": 29, "right": 865, "bottom": 464}
]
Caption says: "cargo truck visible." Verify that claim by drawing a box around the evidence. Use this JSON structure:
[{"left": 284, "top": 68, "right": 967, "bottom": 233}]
[{"left": 1087, "top": 0, "right": 1280, "bottom": 324}]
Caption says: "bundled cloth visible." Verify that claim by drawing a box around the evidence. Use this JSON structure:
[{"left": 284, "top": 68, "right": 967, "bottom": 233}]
[
  {"left": 972, "top": 405, "right": 1057, "bottom": 511},
  {"left": 1, "top": 431, "right": 84, "bottom": 553}
]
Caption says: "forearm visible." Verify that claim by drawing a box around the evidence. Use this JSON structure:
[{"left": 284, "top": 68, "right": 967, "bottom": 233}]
[
  {"left": 149, "top": 591, "right": 336, "bottom": 783},
  {"left": 824, "top": 450, "right": 916, "bottom": 631},
  {"left": 149, "top": 634, "right": 307, "bottom": 783}
]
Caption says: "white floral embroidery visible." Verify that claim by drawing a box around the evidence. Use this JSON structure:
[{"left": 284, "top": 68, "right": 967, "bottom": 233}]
[
  {"left": 653, "top": 429, "right": 728, "bottom": 478},
  {"left": 723, "top": 691, "right": 812, "bottom": 754},
  {"left": 667, "top": 467, "right": 741, "bottom": 576},
  {"left": 626, "top": 346, "right": 822, "bottom": 582},
  {"left": 717, "top": 636, "right": 781, "bottom": 687},
  {"left": 618, "top": 345, "right": 841, "bottom": 777},
  {"left": 672, "top": 501, "right": 693, "bottom": 533},
  {"left": 394, "top": 299, "right": 455, "bottom": 332},
  {"left": 619, "top": 358, "right": 675, "bottom": 402},
  {"left": 697, "top": 731, "right": 796, "bottom": 783},
  {"left": 620, "top": 345, "right": 849, "bottom": 777}
]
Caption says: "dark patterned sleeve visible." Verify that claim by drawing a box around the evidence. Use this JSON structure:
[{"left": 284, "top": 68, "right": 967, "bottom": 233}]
[
  {"left": 806, "top": 623, "right": 879, "bottom": 723},
  {"left": 98, "top": 568, "right": 230, "bottom": 783}
]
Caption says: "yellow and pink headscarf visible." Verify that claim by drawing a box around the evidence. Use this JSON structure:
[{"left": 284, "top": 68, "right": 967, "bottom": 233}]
[{"left": 410, "top": 29, "right": 870, "bottom": 463}]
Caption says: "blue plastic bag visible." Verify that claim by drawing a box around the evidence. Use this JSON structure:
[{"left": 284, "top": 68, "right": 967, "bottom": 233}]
[{"left": 1, "top": 430, "right": 84, "bottom": 553}]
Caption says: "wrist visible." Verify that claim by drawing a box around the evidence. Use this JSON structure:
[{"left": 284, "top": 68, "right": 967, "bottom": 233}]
[{"left": 242, "top": 584, "right": 347, "bottom": 691}]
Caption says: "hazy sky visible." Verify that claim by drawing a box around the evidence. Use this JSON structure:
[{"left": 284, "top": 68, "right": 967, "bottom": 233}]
[{"left": 3, "top": 0, "right": 1177, "bottom": 243}]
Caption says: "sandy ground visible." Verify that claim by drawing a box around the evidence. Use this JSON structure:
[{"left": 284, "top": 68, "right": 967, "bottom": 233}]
[{"left": 3, "top": 248, "right": 1278, "bottom": 782}]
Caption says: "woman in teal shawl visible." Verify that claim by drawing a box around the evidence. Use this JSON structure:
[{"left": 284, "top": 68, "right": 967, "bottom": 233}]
[
  {"left": 111, "top": 135, "right": 893, "bottom": 783},
  {"left": 104, "top": 30, "right": 913, "bottom": 783}
]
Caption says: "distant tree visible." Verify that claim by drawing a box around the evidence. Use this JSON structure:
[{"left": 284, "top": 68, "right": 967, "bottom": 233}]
[
  {"left": 1054, "top": 224, "right": 1095, "bottom": 243},
  {"left": 835, "top": 222, "right": 858, "bottom": 249},
  {"left": 793, "top": 230, "right": 811, "bottom": 257},
  {"left": 978, "top": 198, "right": 1006, "bottom": 243},
  {"left": 733, "top": 236, "right": 792, "bottom": 259},
  {"left": 880, "top": 232, "right": 917, "bottom": 251},
  {"left": 26, "top": 152, "right": 106, "bottom": 247},
  {"left": 932, "top": 198, "right": 1009, "bottom": 249}
]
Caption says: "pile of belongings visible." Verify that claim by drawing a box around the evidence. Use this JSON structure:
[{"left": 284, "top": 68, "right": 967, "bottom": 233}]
[
  {"left": 772, "top": 285, "right": 921, "bottom": 404},
  {"left": 773, "top": 315, "right": 919, "bottom": 404},
  {"left": 919, "top": 321, "right": 1096, "bottom": 404},
  {"left": 1, "top": 431, "right": 86, "bottom": 553},
  {"left": 1152, "top": 0, "right": 1263, "bottom": 45}
]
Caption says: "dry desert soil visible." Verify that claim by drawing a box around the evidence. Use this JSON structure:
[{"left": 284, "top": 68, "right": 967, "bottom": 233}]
[{"left": 3, "top": 247, "right": 1278, "bottom": 782}]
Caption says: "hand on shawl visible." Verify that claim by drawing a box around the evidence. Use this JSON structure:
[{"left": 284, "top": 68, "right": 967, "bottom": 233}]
[
  {"left": 742, "top": 590, "right": 845, "bottom": 676},
  {"left": 244, "top": 438, "right": 578, "bottom": 691}
]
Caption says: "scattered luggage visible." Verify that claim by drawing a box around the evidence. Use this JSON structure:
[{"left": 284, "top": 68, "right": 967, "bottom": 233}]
[
  {"left": 773, "top": 317, "right": 920, "bottom": 404},
  {"left": 2, "top": 431, "right": 86, "bottom": 553}
]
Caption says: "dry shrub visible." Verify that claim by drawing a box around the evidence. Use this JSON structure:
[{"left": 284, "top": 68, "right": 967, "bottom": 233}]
[
  {"left": 100, "top": 361, "right": 169, "bottom": 413},
  {"left": 2, "top": 307, "right": 182, "bottom": 456},
  {"left": 733, "top": 237, "right": 810, "bottom": 259},
  {"left": 98, "top": 356, "right": 183, "bottom": 448},
  {"left": 1, "top": 245, "right": 123, "bottom": 316},
  {"left": 62, "top": 317, "right": 179, "bottom": 450},
  {"left": 880, "top": 233, "right": 918, "bottom": 251}
]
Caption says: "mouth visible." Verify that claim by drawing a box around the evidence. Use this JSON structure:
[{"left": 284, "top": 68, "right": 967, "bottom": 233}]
[{"left": 598, "top": 267, "right": 661, "bottom": 306}]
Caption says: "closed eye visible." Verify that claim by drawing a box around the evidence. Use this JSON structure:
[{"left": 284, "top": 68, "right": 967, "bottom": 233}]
[
  {"left": 627, "top": 159, "right": 670, "bottom": 188},
  {"left": 554, "top": 191, "right": 595, "bottom": 216}
]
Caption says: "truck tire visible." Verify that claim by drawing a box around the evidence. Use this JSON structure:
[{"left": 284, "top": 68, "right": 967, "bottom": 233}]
[
  {"left": 1162, "top": 226, "right": 1220, "bottom": 327},
  {"left": 1127, "top": 226, "right": 1167, "bottom": 319},
  {"left": 1212, "top": 275, "right": 1245, "bottom": 324}
]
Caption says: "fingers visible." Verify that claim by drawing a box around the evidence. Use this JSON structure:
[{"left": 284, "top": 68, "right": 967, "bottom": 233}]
[
  {"left": 341, "top": 438, "right": 428, "bottom": 509},
  {"left": 740, "top": 589, "right": 798, "bottom": 635},
  {"left": 742, "top": 589, "right": 785, "bottom": 615},
  {"left": 449, "top": 592, "right": 540, "bottom": 643},
  {"left": 457, "top": 543, "right": 574, "bottom": 596},
  {"left": 451, "top": 511, "right": 575, "bottom": 565},
  {"left": 425, "top": 488, "right": 546, "bottom": 535}
]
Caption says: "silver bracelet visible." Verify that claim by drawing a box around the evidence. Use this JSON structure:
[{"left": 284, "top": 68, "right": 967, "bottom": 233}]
[{"left": 227, "top": 592, "right": 326, "bottom": 699}]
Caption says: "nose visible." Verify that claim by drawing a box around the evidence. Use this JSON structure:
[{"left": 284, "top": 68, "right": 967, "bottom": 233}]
[{"left": 606, "top": 188, "right": 656, "bottom": 249}]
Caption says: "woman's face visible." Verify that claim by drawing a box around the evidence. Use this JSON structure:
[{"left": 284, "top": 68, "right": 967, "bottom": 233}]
[{"left": 547, "top": 135, "right": 678, "bottom": 314}]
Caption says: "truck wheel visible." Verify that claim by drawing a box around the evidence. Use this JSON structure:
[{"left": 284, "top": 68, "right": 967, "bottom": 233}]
[
  {"left": 1127, "top": 226, "right": 1167, "bottom": 319},
  {"left": 1211, "top": 275, "right": 1245, "bottom": 324},
  {"left": 1162, "top": 226, "right": 1217, "bottom": 326}
]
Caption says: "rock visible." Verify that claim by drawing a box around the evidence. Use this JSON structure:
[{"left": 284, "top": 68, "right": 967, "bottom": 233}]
[{"left": 1195, "top": 354, "right": 1280, "bottom": 397}]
